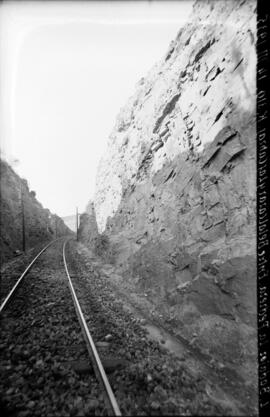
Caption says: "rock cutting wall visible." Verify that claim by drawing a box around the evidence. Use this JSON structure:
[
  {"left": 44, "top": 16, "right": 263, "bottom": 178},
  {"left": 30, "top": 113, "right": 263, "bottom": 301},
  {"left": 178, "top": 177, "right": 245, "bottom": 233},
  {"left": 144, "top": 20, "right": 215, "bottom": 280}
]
[
  {"left": 95, "top": 0, "right": 256, "bottom": 234},
  {"left": 0, "top": 159, "right": 72, "bottom": 263},
  {"left": 81, "top": 0, "right": 257, "bottom": 385},
  {"left": 78, "top": 201, "right": 99, "bottom": 249}
]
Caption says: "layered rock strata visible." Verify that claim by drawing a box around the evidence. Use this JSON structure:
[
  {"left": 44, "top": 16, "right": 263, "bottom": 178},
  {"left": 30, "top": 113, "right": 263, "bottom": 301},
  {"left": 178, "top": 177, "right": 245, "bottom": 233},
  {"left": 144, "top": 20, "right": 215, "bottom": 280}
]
[
  {"left": 0, "top": 159, "right": 71, "bottom": 263},
  {"left": 80, "top": 0, "right": 257, "bottom": 387}
]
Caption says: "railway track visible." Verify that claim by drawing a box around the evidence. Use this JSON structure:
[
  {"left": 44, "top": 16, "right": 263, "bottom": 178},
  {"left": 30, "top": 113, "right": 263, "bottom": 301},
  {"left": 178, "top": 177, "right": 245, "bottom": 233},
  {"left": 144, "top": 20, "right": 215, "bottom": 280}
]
[
  {"left": 62, "top": 241, "right": 121, "bottom": 416},
  {"left": 0, "top": 241, "right": 57, "bottom": 309},
  {"left": 0, "top": 238, "right": 121, "bottom": 416},
  {"left": 0, "top": 240, "right": 57, "bottom": 314},
  {"left": 0, "top": 238, "right": 235, "bottom": 416}
]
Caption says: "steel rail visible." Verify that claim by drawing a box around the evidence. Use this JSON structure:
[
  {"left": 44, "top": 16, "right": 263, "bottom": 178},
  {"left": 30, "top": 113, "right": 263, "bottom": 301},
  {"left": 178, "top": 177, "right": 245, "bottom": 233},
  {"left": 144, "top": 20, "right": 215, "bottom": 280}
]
[
  {"left": 0, "top": 239, "right": 58, "bottom": 314},
  {"left": 62, "top": 240, "right": 121, "bottom": 417}
]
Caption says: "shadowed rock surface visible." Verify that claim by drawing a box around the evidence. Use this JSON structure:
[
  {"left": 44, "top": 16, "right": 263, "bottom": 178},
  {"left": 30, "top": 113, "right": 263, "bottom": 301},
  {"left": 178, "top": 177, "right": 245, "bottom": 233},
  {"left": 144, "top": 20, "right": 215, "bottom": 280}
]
[
  {"left": 78, "top": 0, "right": 257, "bottom": 395},
  {"left": 0, "top": 158, "right": 72, "bottom": 263}
]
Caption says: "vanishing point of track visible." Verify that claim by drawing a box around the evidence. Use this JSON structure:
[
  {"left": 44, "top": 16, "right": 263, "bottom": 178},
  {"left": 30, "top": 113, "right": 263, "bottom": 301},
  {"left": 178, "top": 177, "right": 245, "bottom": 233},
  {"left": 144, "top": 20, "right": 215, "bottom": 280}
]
[{"left": 0, "top": 238, "right": 121, "bottom": 416}]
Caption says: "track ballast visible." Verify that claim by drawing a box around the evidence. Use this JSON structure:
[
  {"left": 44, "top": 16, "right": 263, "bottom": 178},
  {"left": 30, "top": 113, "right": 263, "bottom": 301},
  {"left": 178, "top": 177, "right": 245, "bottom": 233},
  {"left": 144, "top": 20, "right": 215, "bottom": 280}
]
[{"left": 0, "top": 238, "right": 229, "bottom": 416}]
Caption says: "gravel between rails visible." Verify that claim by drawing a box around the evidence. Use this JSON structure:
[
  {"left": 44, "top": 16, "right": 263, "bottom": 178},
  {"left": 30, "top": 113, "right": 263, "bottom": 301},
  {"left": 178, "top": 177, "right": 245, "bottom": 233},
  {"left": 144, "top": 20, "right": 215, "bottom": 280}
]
[
  {"left": 0, "top": 239, "right": 234, "bottom": 416},
  {"left": 64, "top": 239, "right": 232, "bottom": 416},
  {"left": 0, "top": 240, "right": 107, "bottom": 417}
]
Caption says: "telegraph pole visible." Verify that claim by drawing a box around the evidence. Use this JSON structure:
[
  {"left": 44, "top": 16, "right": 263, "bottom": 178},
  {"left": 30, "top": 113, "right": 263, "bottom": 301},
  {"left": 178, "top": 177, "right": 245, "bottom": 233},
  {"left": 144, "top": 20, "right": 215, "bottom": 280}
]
[
  {"left": 76, "top": 207, "right": 79, "bottom": 241},
  {"left": 20, "top": 181, "right": 26, "bottom": 252}
]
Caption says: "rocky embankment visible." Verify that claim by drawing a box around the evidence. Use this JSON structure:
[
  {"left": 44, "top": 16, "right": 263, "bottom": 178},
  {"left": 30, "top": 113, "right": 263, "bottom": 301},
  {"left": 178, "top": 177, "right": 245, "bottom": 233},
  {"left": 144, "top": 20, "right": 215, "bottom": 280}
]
[
  {"left": 79, "top": 0, "right": 257, "bottom": 392},
  {"left": 1, "top": 239, "right": 239, "bottom": 416},
  {"left": 0, "top": 159, "right": 71, "bottom": 263}
]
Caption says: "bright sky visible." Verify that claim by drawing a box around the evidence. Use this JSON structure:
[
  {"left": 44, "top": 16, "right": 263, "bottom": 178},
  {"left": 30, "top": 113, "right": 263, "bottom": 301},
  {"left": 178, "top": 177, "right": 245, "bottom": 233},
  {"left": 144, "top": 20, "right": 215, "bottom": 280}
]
[{"left": 0, "top": 0, "right": 193, "bottom": 217}]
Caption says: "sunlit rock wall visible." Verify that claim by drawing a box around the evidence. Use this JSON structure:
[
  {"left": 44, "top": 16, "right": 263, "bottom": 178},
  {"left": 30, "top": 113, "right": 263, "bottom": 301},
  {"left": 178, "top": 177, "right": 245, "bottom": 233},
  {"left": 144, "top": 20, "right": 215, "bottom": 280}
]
[
  {"left": 95, "top": 0, "right": 256, "bottom": 237},
  {"left": 84, "top": 0, "right": 257, "bottom": 384}
]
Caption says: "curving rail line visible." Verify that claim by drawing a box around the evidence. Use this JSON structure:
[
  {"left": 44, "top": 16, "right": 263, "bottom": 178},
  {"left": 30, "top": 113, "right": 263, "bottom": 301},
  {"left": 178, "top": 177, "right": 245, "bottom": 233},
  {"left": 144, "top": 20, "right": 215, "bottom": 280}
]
[
  {"left": 63, "top": 240, "right": 121, "bottom": 416},
  {"left": 0, "top": 238, "right": 121, "bottom": 416},
  {"left": 0, "top": 239, "right": 57, "bottom": 314}
]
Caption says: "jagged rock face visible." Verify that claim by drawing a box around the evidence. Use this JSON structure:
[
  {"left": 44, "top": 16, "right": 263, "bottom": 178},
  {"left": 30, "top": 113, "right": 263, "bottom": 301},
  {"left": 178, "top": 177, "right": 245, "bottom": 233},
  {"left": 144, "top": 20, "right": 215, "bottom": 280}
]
[
  {"left": 93, "top": 0, "right": 256, "bottom": 267},
  {"left": 78, "top": 201, "right": 99, "bottom": 249},
  {"left": 78, "top": 201, "right": 116, "bottom": 262},
  {"left": 95, "top": 0, "right": 256, "bottom": 235},
  {"left": 83, "top": 0, "right": 257, "bottom": 381},
  {"left": 0, "top": 159, "right": 71, "bottom": 263}
]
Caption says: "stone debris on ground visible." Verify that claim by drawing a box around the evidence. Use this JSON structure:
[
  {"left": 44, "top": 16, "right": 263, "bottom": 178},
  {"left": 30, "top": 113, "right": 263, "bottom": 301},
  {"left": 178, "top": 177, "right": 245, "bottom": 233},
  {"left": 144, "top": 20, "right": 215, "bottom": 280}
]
[{"left": 0, "top": 240, "right": 237, "bottom": 416}]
